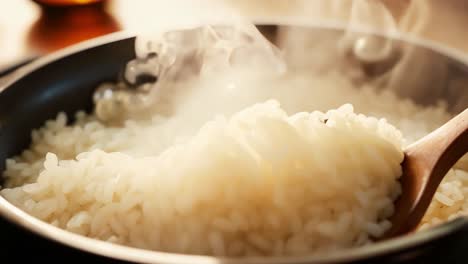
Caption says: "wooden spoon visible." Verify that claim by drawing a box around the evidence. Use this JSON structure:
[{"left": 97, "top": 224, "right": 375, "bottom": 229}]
[{"left": 383, "top": 108, "right": 468, "bottom": 239}]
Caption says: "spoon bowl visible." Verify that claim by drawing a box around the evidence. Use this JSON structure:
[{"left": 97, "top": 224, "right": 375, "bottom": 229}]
[{"left": 384, "top": 108, "right": 468, "bottom": 238}]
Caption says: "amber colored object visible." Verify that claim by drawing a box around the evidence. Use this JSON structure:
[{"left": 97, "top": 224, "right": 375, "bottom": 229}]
[
  {"left": 33, "top": 0, "right": 102, "bottom": 7},
  {"left": 28, "top": 1, "right": 120, "bottom": 53}
]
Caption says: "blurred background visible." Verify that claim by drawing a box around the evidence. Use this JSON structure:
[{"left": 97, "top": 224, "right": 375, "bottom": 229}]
[{"left": 0, "top": 0, "right": 468, "bottom": 72}]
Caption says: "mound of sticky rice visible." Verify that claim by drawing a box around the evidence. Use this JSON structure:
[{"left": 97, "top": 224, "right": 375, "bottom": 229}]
[{"left": 1, "top": 101, "right": 403, "bottom": 256}]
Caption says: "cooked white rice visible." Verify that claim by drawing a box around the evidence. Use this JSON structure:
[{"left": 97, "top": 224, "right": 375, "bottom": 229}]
[{"left": 2, "top": 100, "right": 403, "bottom": 256}]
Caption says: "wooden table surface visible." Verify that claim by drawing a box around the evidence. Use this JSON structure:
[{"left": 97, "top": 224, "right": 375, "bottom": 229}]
[{"left": 1, "top": 0, "right": 468, "bottom": 71}]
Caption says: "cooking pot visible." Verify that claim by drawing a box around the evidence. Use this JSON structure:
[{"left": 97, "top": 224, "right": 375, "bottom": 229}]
[{"left": 0, "top": 21, "right": 467, "bottom": 263}]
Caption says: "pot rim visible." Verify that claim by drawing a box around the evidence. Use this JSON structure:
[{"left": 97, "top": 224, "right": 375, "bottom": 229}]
[{"left": 1, "top": 18, "right": 467, "bottom": 264}]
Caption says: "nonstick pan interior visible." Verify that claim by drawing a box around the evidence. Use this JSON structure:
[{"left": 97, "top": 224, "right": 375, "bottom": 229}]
[{"left": 0, "top": 36, "right": 135, "bottom": 175}]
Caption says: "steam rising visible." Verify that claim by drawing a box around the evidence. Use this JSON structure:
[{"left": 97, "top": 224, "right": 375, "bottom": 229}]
[
  {"left": 92, "top": 0, "right": 463, "bottom": 145},
  {"left": 94, "top": 0, "right": 404, "bottom": 126},
  {"left": 94, "top": 22, "right": 285, "bottom": 125}
]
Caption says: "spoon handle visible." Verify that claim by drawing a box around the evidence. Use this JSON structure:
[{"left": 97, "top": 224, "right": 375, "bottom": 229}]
[
  {"left": 407, "top": 108, "right": 468, "bottom": 172},
  {"left": 393, "top": 108, "right": 468, "bottom": 236}
]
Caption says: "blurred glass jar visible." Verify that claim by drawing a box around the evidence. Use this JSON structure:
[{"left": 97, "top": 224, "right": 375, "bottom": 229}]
[
  {"left": 33, "top": 0, "right": 102, "bottom": 6},
  {"left": 28, "top": 0, "right": 119, "bottom": 53}
]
